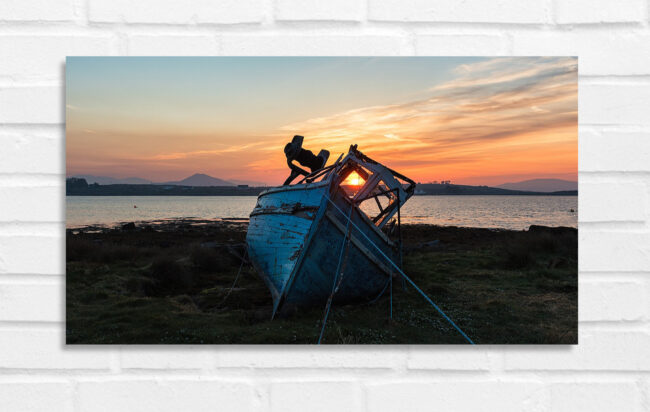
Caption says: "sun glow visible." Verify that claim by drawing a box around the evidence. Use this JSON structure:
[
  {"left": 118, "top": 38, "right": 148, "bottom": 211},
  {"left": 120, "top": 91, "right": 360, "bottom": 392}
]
[{"left": 344, "top": 171, "right": 365, "bottom": 186}]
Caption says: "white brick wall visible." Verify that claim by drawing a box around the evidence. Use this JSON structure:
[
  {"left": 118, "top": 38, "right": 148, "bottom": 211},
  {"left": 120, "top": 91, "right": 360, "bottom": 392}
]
[{"left": 0, "top": 1, "right": 648, "bottom": 410}]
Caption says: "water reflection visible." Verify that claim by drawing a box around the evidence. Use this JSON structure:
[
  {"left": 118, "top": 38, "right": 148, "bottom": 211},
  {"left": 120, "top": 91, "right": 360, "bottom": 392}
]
[{"left": 67, "top": 195, "right": 577, "bottom": 230}]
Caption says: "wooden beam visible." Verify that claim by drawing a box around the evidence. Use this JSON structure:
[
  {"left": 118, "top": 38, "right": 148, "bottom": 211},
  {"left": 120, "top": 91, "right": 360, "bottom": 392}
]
[{"left": 325, "top": 211, "right": 395, "bottom": 278}]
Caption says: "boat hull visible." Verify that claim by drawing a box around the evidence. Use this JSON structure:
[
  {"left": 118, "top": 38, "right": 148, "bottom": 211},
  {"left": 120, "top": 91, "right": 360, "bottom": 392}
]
[
  {"left": 246, "top": 182, "right": 398, "bottom": 316},
  {"left": 246, "top": 182, "right": 328, "bottom": 312}
]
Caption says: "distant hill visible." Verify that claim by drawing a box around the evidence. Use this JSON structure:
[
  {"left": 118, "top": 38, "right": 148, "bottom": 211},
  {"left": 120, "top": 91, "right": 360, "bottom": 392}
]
[
  {"left": 72, "top": 173, "right": 239, "bottom": 186},
  {"left": 72, "top": 175, "right": 153, "bottom": 185},
  {"left": 67, "top": 179, "right": 577, "bottom": 196},
  {"left": 415, "top": 183, "right": 575, "bottom": 196},
  {"left": 496, "top": 179, "right": 577, "bottom": 193},
  {"left": 161, "top": 173, "right": 234, "bottom": 187}
]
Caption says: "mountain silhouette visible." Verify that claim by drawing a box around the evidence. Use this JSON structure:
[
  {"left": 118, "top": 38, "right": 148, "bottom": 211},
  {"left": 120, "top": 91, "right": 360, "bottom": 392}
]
[
  {"left": 496, "top": 178, "right": 577, "bottom": 193},
  {"left": 72, "top": 175, "right": 153, "bottom": 185},
  {"left": 72, "top": 173, "right": 238, "bottom": 186},
  {"left": 161, "top": 173, "right": 234, "bottom": 187}
]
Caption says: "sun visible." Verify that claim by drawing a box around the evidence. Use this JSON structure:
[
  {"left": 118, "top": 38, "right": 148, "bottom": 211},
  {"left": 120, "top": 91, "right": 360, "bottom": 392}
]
[{"left": 344, "top": 171, "right": 365, "bottom": 186}]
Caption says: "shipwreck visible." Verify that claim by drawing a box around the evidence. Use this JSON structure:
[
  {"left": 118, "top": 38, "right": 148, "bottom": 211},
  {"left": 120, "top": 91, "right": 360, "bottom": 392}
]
[
  {"left": 246, "top": 136, "right": 415, "bottom": 318},
  {"left": 245, "top": 136, "right": 474, "bottom": 344}
]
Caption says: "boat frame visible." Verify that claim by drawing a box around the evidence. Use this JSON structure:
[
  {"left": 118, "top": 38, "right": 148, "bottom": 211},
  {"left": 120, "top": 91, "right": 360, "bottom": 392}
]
[{"left": 246, "top": 145, "right": 416, "bottom": 317}]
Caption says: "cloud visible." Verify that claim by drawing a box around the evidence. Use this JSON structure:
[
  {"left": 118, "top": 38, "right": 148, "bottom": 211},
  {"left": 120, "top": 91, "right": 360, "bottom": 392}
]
[
  {"left": 270, "top": 57, "right": 577, "bottom": 182},
  {"left": 436, "top": 57, "right": 576, "bottom": 92},
  {"left": 68, "top": 57, "right": 577, "bottom": 185},
  {"left": 146, "top": 141, "right": 272, "bottom": 161}
]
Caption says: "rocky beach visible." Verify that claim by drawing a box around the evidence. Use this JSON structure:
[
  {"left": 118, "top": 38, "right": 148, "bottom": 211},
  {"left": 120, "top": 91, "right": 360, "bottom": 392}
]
[{"left": 66, "top": 219, "right": 577, "bottom": 344}]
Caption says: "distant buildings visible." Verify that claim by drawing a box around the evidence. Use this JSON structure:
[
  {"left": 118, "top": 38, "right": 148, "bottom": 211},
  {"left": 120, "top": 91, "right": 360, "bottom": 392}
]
[
  {"left": 422, "top": 180, "right": 452, "bottom": 185},
  {"left": 66, "top": 177, "right": 88, "bottom": 189}
]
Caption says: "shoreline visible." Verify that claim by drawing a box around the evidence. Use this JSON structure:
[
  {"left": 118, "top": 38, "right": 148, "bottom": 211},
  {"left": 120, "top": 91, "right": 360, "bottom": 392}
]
[
  {"left": 66, "top": 217, "right": 578, "bottom": 233},
  {"left": 66, "top": 217, "right": 577, "bottom": 344}
]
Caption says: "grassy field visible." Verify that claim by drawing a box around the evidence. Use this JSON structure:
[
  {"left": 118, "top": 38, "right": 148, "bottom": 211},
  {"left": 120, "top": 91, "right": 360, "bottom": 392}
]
[{"left": 66, "top": 220, "right": 577, "bottom": 344}]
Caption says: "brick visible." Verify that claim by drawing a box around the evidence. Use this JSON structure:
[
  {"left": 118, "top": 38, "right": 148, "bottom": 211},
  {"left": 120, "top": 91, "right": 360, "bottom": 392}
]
[
  {"left": 579, "top": 181, "right": 646, "bottom": 222},
  {"left": 271, "top": 382, "right": 361, "bottom": 412},
  {"left": 120, "top": 347, "right": 212, "bottom": 369},
  {"left": 1, "top": 3, "right": 649, "bottom": 408},
  {"left": 127, "top": 35, "right": 218, "bottom": 55},
  {"left": 0, "top": 187, "right": 64, "bottom": 222},
  {"left": 366, "top": 382, "right": 547, "bottom": 412},
  {"left": 407, "top": 346, "right": 492, "bottom": 370},
  {"left": 580, "top": 83, "right": 650, "bottom": 125},
  {"left": 0, "top": 129, "right": 63, "bottom": 174},
  {"left": 579, "top": 281, "right": 646, "bottom": 321},
  {"left": 0, "top": 382, "right": 73, "bottom": 412},
  {"left": 0, "top": 0, "right": 75, "bottom": 22},
  {"left": 0, "top": 36, "right": 115, "bottom": 82},
  {"left": 0, "top": 236, "right": 63, "bottom": 275},
  {"left": 512, "top": 31, "right": 650, "bottom": 75},
  {"left": 275, "top": 0, "right": 364, "bottom": 21},
  {"left": 89, "top": 0, "right": 265, "bottom": 24},
  {"left": 580, "top": 129, "right": 650, "bottom": 171},
  {"left": 579, "top": 232, "right": 650, "bottom": 272},
  {"left": 220, "top": 34, "right": 410, "bottom": 55},
  {"left": 548, "top": 382, "right": 643, "bottom": 412},
  {"left": 643, "top": 379, "right": 650, "bottom": 407},
  {"left": 555, "top": 0, "right": 645, "bottom": 24},
  {"left": 0, "top": 329, "right": 111, "bottom": 369},
  {"left": 0, "top": 282, "right": 62, "bottom": 322},
  {"left": 0, "top": 87, "right": 62, "bottom": 124},
  {"left": 216, "top": 346, "right": 405, "bottom": 368},
  {"left": 368, "top": 0, "right": 548, "bottom": 23},
  {"left": 504, "top": 330, "right": 650, "bottom": 370},
  {"left": 415, "top": 34, "right": 508, "bottom": 55},
  {"left": 76, "top": 380, "right": 254, "bottom": 412}
]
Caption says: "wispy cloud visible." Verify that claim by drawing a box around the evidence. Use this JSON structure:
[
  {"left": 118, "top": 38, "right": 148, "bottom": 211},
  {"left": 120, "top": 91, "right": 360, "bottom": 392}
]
[
  {"left": 146, "top": 141, "right": 271, "bottom": 161},
  {"left": 238, "top": 57, "right": 577, "bottom": 184},
  {"left": 67, "top": 57, "right": 577, "bottom": 185}
]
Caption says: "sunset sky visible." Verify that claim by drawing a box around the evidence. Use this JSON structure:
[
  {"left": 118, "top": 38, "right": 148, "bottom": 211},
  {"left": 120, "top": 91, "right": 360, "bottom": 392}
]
[{"left": 66, "top": 57, "right": 577, "bottom": 186}]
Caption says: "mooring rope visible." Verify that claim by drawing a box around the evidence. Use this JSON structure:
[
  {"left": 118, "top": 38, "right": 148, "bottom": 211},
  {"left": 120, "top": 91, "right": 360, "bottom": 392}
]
[
  {"left": 390, "top": 272, "right": 393, "bottom": 319},
  {"left": 367, "top": 277, "right": 390, "bottom": 304},
  {"left": 220, "top": 247, "right": 248, "bottom": 307},
  {"left": 326, "top": 198, "right": 475, "bottom": 345},
  {"left": 317, "top": 203, "right": 354, "bottom": 344}
]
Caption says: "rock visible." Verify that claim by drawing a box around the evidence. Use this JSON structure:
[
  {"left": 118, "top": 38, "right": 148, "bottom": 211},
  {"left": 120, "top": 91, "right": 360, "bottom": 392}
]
[
  {"left": 528, "top": 225, "right": 576, "bottom": 235},
  {"left": 422, "top": 239, "right": 441, "bottom": 248},
  {"left": 252, "top": 306, "right": 272, "bottom": 321},
  {"left": 200, "top": 241, "right": 220, "bottom": 248},
  {"left": 121, "top": 222, "right": 136, "bottom": 231},
  {"left": 405, "top": 239, "right": 442, "bottom": 253}
]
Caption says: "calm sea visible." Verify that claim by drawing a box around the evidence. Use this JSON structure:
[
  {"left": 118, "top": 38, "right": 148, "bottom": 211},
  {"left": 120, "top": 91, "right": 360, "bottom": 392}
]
[{"left": 66, "top": 195, "right": 577, "bottom": 230}]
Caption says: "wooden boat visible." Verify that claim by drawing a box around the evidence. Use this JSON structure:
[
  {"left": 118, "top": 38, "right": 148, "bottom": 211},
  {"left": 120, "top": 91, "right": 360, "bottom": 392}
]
[{"left": 246, "top": 145, "right": 415, "bottom": 317}]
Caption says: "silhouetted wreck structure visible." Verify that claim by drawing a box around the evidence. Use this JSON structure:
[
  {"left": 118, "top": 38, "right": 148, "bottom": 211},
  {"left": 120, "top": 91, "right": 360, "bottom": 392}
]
[
  {"left": 246, "top": 136, "right": 474, "bottom": 344},
  {"left": 247, "top": 135, "right": 415, "bottom": 314}
]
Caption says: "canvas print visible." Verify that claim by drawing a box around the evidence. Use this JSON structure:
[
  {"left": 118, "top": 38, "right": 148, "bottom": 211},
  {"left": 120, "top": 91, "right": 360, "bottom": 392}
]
[{"left": 66, "top": 57, "right": 577, "bottom": 344}]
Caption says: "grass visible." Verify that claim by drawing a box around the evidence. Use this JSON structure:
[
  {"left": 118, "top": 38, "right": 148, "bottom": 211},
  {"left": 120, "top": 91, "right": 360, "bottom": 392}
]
[{"left": 66, "top": 221, "right": 577, "bottom": 344}]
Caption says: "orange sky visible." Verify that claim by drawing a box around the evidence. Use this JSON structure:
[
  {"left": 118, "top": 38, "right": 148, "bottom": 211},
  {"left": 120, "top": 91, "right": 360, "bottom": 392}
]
[{"left": 66, "top": 57, "right": 577, "bottom": 186}]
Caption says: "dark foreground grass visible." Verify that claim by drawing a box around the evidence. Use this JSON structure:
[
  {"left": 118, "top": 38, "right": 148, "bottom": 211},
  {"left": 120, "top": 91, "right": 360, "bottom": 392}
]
[{"left": 66, "top": 220, "right": 577, "bottom": 344}]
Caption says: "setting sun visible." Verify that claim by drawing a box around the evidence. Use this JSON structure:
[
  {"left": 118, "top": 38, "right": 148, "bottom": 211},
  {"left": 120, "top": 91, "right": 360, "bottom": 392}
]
[{"left": 344, "top": 171, "right": 365, "bottom": 186}]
